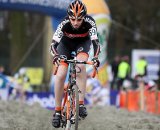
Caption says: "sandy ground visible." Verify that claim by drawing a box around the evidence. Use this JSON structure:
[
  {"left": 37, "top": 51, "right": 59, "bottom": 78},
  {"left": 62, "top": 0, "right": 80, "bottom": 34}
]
[{"left": 0, "top": 101, "right": 160, "bottom": 130}]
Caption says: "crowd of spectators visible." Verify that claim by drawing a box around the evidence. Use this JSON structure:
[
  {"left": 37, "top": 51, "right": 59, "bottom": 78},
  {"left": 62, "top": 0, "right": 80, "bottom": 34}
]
[
  {"left": 0, "top": 65, "right": 32, "bottom": 101},
  {"left": 109, "top": 55, "right": 159, "bottom": 91}
]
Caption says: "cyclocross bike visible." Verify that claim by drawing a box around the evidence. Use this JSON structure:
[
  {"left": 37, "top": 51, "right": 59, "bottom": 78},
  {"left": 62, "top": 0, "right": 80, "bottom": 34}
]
[{"left": 54, "top": 54, "right": 97, "bottom": 130}]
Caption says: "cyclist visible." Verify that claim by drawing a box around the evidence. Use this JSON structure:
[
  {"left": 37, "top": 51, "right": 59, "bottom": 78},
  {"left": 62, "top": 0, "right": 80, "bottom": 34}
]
[{"left": 50, "top": 0, "right": 100, "bottom": 128}]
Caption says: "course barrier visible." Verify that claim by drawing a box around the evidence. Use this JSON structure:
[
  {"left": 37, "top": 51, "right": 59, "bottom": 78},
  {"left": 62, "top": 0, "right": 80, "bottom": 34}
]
[{"left": 119, "top": 90, "right": 160, "bottom": 115}]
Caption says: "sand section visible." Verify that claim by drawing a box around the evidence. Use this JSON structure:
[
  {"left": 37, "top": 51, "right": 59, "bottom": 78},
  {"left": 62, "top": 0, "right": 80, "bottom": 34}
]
[{"left": 0, "top": 101, "right": 160, "bottom": 130}]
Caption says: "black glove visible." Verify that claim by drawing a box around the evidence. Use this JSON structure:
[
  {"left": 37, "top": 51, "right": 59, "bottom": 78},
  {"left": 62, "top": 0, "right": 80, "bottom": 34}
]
[
  {"left": 53, "top": 55, "right": 60, "bottom": 65},
  {"left": 92, "top": 57, "right": 100, "bottom": 67}
]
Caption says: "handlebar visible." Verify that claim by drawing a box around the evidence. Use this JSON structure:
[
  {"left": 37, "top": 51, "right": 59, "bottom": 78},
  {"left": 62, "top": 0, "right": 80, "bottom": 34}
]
[{"left": 53, "top": 59, "right": 97, "bottom": 78}]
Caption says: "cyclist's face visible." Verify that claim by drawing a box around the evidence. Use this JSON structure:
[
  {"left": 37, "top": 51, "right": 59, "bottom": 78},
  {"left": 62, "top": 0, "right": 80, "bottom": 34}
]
[{"left": 69, "top": 17, "right": 83, "bottom": 29}]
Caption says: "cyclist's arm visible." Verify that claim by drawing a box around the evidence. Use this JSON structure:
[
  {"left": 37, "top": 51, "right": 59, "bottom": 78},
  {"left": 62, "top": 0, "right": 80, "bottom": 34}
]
[
  {"left": 87, "top": 16, "right": 100, "bottom": 57},
  {"left": 50, "top": 22, "right": 64, "bottom": 55},
  {"left": 89, "top": 26, "right": 100, "bottom": 57},
  {"left": 51, "top": 40, "right": 59, "bottom": 55},
  {"left": 91, "top": 39, "right": 100, "bottom": 57}
]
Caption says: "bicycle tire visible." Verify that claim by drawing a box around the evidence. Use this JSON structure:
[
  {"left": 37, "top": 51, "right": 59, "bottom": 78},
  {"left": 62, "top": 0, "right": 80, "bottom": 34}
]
[
  {"left": 73, "top": 84, "right": 79, "bottom": 130},
  {"left": 64, "top": 85, "right": 79, "bottom": 130},
  {"left": 65, "top": 120, "right": 71, "bottom": 130}
]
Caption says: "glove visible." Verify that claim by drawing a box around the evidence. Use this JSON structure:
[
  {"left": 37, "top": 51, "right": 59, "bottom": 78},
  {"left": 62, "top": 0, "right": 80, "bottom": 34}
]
[
  {"left": 92, "top": 57, "right": 100, "bottom": 67},
  {"left": 53, "top": 54, "right": 60, "bottom": 65}
]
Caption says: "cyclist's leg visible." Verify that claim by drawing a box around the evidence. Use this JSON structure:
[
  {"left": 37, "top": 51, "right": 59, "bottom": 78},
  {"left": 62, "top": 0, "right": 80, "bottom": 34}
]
[
  {"left": 54, "top": 64, "right": 68, "bottom": 109},
  {"left": 75, "top": 39, "right": 91, "bottom": 118},
  {"left": 76, "top": 52, "right": 89, "bottom": 118},
  {"left": 76, "top": 39, "right": 91, "bottom": 102},
  {"left": 52, "top": 42, "right": 71, "bottom": 128},
  {"left": 52, "top": 64, "right": 68, "bottom": 128},
  {"left": 54, "top": 42, "right": 71, "bottom": 110},
  {"left": 76, "top": 52, "right": 89, "bottom": 103}
]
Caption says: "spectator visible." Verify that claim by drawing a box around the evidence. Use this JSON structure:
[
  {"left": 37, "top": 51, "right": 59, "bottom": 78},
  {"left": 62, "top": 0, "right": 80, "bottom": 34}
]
[
  {"left": 135, "top": 56, "right": 148, "bottom": 78},
  {"left": 9, "top": 68, "right": 32, "bottom": 101},
  {"left": 0, "top": 65, "right": 10, "bottom": 100},
  {"left": 110, "top": 55, "right": 120, "bottom": 90},
  {"left": 0, "top": 65, "right": 9, "bottom": 89},
  {"left": 117, "top": 56, "right": 130, "bottom": 90}
]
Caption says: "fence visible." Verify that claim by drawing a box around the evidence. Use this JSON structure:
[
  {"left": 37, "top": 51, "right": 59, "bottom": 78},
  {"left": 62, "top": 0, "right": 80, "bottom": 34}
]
[{"left": 119, "top": 86, "right": 160, "bottom": 114}]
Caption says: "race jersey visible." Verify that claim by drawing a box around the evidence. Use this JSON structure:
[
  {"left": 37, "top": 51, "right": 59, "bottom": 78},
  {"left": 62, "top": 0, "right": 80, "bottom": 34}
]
[{"left": 51, "top": 15, "right": 100, "bottom": 57}]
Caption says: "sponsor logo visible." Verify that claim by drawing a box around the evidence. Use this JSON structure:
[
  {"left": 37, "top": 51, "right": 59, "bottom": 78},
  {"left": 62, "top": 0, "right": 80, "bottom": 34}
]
[
  {"left": 26, "top": 94, "right": 55, "bottom": 109},
  {"left": 53, "top": 19, "right": 69, "bottom": 41},
  {"left": 64, "top": 32, "right": 89, "bottom": 38},
  {"left": 85, "top": 17, "right": 96, "bottom": 27}
]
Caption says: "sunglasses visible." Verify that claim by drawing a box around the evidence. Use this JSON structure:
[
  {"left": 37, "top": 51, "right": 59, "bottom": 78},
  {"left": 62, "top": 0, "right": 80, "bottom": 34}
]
[{"left": 69, "top": 18, "right": 83, "bottom": 22}]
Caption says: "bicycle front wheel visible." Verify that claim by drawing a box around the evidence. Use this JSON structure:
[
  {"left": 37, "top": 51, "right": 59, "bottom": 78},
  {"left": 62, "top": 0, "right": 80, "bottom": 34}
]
[
  {"left": 64, "top": 85, "right": 79, "bottom": 130},
  {"left": 73, "top": 85, "right": 79, "bottom": 130}
]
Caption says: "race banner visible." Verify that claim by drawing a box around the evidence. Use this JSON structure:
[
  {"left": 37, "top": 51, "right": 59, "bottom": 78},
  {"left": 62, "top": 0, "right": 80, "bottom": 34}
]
[{"left": 0, "top": 0, "right": 71, "bottom": 17}]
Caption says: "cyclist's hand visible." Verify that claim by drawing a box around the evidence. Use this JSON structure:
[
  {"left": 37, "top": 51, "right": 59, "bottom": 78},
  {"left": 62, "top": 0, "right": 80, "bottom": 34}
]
[
  {"left": 92, "top": 57, "right": 100, "bottom": 67},
  {"left": 53, "top": 55, "right": 60, "bottom": 65}
]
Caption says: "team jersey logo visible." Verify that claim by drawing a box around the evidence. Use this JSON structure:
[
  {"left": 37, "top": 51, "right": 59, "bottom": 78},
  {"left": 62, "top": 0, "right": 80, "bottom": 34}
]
[
  {"left": 85, "top": 17, "right": 96, "bottom": 27},
  {"left": 64, "top": 32, "right": 89, "bottom": 38},
  {"left": 85, "top": 17, "right": 98, "bottom": 40},
  {"left": 53, "top": 19, "right": 69, "bottom": 42}
]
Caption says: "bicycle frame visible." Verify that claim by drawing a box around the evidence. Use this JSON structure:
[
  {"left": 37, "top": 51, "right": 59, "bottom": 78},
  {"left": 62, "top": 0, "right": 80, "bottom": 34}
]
[
  {"left": 53, "top": 57, "right": 97, "bottom": 130},
  {"left": 62, "top": 57, "right": 80, "bottom": 130}
]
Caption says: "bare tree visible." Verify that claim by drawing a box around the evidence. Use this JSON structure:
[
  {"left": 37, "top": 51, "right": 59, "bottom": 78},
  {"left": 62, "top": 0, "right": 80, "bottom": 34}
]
[{"left": 107, "top": 0, "right": 160, "bottom": 59}]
